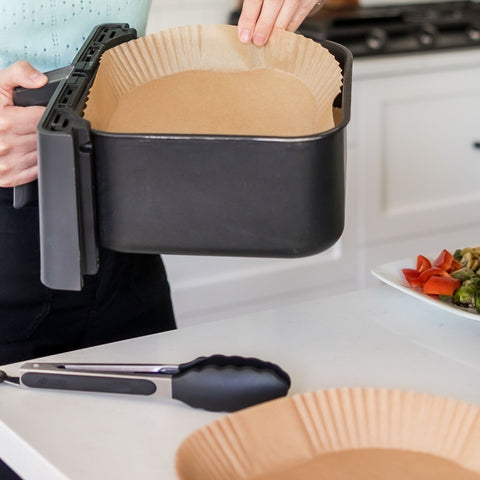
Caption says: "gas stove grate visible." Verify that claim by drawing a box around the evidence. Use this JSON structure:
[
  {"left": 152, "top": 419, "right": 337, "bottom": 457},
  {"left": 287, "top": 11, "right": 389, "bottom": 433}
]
[{"left": 298, "top": 1, "right": 480, "bottom": 56}]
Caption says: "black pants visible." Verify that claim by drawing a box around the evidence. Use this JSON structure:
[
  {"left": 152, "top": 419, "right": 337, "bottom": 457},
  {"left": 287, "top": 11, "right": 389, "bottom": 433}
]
[
  {"left": 0, "top": 187, "right": 176, "bottom": 478},
  {"left": 0, "top": 187, "right": 176, "bottom": 365}
]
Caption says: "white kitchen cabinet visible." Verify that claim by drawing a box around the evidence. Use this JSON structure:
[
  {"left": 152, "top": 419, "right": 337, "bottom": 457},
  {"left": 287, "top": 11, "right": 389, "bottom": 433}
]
[
  {"left": 353, "top": 49, "right": 480, "bottom": 287},
  {"left": 354, "top": 57, "right": 480, "bottom": 245}
]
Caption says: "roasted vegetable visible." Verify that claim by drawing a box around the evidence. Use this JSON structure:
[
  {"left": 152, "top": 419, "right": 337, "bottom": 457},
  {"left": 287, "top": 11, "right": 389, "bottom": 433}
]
[
  {"left": 452, "top": 278, "right": 480, "bottom": 312},
  {"left": 403, "top": 247, "right": 480, "bottom": 313},
  {"left": 454, "top": 247, "right": 480, "bottom": 273},
  {"left": 450, "top": 267, "right": 477, "bottom": 281}
]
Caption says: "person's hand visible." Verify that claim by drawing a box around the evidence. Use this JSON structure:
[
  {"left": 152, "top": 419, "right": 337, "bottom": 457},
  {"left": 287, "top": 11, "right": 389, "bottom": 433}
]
[
  {"left": 0, "top": 61, "right": 47, "bottom": 187},
  {"left": 238, "top": 0, "right": 323, "bottom": 46}
]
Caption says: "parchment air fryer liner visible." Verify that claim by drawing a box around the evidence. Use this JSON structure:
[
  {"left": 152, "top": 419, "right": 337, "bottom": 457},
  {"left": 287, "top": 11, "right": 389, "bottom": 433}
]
[
  {"left": 34, "top": 24, "right": 352, "bottom": 290},
  {"left": 175, "top": 388, "right": 480, "bottom": 480},
  {"left": 83, "top": 25, "right": 343, "bottom": 137}
]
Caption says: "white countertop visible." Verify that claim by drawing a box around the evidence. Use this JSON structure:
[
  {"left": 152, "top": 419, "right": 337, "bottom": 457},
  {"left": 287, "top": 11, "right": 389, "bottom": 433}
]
[{"left": 1, "top": 285, "right": 479, "bottom": 480}]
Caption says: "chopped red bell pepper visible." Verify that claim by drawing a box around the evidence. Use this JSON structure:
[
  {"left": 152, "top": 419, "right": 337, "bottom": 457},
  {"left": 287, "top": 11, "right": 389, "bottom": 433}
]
[
  {"left": 423, "top": 276, "right": 461, "bottom": 296},
  {"left": 433, "top": 249, "right": 454, "bottom": 271},
  {"left": 447, "top": 258, "right": 462, "bottom": 273},
  {"left": 416, "top": 255, "right": 432, "bottom": 273},
  {"left": 406, "top": 267, "right": 450, "bottom": 287},
  {"left": 402, "top": 268, "right": 420, "bottom": 286}
]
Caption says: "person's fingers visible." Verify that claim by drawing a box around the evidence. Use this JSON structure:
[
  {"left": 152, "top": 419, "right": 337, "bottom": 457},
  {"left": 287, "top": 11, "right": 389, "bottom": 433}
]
[
  {"left": 0, "top": 105, "right": 43, "bottom": 187},
  {"left": 0, "top": 163, "right": 38, "bottom": 187},
  {"left": 0, "top": 128, "right": 38, "bottom": 184},
  {"left": 238, "top": 0, "right": 326, "bottom": 46},
  {"left": 0, "top": 131, "right": 38, "bottom": 167},
  {"left": 17, "top": 163, "right": 38, "bottom": 186},
  {"left": 238, "top": 0, "right": 264, "bottom": 43},
  {"left": 12, "top": 164, "right": 38, "bottom": 186},
  {"left": 15, "top": 133, "right": 38, "bottom": 156},
  {"left": 0, "top": 61, "right": 47, "bottom": 107},
  {"left": 274, "top": 0, "right": 301, "bottom": 29},
  {"left": 0, "top": 105, "right": 45, "bottom": 135},
  {"left": 0, "top": 148, "right": 38, "bottom": 187},
  {"left": 251, "top": 0, "right": 284, "bottom": 46},
  {"left": 16, "top": 164, "right": 39, "bottom": 186},
  {"left": 286, "top": 0, "right": 320, "bottom": 31}
]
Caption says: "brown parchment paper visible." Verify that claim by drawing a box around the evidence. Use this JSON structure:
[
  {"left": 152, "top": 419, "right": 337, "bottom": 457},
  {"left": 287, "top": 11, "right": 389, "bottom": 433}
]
[
  {"left": 175, "top": 388, "right": 480, "bottom": 480},
  {"left": 83, "top": 25, "right": 343, "bottom": 137}
]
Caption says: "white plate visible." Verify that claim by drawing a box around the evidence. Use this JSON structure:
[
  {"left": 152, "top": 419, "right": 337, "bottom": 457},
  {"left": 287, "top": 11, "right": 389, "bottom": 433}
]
[{"left": 371, "top": 258, "right": 480, "bottom": 322}]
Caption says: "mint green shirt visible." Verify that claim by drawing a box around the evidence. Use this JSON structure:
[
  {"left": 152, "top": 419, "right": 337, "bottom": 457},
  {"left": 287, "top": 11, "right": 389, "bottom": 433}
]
[{"left": 0, "top": 0, "right": 152, "bottom": 71}]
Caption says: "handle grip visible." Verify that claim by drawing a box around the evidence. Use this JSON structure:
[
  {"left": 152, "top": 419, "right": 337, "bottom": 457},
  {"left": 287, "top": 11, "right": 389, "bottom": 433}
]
[
  {"left": 20, "top": 372, "right": 157, "bottom": 395},
  {"left": 12, "top": 180, "right": 37, "bottom": 209},
  {"left": 12, "top": 66, "right": 74, "bottom": 209},
  {"left": 172, "top": 355, "right": 291, "bottom": 412}
]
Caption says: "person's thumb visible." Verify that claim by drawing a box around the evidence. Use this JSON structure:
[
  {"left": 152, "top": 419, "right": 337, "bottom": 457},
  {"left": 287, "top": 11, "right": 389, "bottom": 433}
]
[{"left": 0, "top": 61, "right": 47, "bottom": 105}]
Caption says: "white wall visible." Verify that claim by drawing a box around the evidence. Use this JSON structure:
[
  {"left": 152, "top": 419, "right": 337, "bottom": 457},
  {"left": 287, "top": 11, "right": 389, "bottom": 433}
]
[{"left": 147, "top": 0, "right": 238, "bottom": 33}]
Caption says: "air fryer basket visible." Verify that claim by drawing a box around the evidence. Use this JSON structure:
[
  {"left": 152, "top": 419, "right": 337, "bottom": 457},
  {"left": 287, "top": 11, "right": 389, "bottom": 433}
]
[{"left": 18, "top": 23, "right": 352, "bottom": 290}]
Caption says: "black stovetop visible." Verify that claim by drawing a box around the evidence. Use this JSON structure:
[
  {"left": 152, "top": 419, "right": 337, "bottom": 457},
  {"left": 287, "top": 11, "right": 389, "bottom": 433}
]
[{"left": 299, "top": 1, "right": 480, "bottom": 56}]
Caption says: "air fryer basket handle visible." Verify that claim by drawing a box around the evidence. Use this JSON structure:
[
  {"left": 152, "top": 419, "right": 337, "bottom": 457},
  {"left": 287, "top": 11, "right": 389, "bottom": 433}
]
[{"left": 35, "top": 23, "right": 137, "bottom": 290}]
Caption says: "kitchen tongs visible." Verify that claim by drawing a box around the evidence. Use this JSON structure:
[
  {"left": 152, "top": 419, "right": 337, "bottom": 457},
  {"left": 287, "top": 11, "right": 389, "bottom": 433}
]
[{"left": 16, "top": 355, "right": 291, "bottom": 412}]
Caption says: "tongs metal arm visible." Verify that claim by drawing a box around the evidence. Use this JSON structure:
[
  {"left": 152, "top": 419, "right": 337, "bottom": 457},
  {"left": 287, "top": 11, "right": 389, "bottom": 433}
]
[{"left": 61, "top": 363, "right": 180, "bottom": 374}]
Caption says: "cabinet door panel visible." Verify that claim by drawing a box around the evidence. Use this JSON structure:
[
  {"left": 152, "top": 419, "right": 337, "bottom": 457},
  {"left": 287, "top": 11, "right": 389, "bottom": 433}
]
[{"left": 356, "top": 66, "right": 480, "bottom": 243}]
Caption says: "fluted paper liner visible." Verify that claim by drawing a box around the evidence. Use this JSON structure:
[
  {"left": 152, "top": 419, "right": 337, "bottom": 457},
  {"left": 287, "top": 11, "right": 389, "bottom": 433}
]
[
  {"left": 175, "top": 388, "right": 480, "bottom": 480},
  {"left": 83, "top": 25, "right": 342, "bottom": 137}
]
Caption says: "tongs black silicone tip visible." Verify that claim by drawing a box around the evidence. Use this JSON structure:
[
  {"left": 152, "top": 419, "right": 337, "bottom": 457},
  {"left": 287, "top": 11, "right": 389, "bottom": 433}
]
[{"left": 173, "top": 355, "right": 291, "bottom": 412}]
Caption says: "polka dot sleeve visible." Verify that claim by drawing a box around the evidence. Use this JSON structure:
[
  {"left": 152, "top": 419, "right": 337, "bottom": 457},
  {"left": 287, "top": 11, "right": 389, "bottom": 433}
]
[{"left": 0, "top": 0, "right": 152, "bottom": 71}]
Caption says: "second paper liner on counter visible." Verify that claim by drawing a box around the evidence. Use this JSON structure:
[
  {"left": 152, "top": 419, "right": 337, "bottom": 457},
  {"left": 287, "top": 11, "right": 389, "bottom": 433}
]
[
  {"left": 175, "top": 388, "right": 480, "bottom": 480},
  {"left": 83, "top": 24, "right": 343, "bottom": 137}
]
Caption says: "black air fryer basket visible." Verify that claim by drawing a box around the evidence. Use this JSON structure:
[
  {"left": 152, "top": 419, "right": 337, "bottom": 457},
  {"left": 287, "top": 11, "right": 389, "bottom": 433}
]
[{"left": 14, "top": 24, "right": 352, "bottom": 291}]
